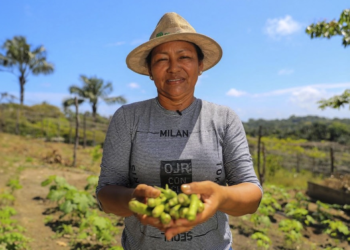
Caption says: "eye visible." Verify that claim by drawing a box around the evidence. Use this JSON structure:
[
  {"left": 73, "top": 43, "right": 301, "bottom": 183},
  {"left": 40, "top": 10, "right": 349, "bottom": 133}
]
[{"left": 155, "top": 57, "right": 167, "bottom": 63}]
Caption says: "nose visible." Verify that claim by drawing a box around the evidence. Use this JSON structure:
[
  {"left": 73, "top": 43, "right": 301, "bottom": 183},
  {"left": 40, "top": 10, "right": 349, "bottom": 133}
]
[{"left": 167, "top": 57, "right": 180, "bottom": 73}]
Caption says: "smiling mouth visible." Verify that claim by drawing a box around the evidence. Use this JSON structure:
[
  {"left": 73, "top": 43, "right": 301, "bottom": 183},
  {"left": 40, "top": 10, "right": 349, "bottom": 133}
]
[{"left": 167, "top": 78, "right": 184, "bottom": 83}]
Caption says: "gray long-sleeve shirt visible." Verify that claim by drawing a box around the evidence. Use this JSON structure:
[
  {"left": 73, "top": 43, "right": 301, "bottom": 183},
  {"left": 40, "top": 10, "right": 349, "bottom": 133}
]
[{"left": 97, "top": 97, "right": 262, "bottom": 250}]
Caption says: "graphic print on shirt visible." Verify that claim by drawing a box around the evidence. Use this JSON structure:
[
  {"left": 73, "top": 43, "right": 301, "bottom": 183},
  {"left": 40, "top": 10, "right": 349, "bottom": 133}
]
[{"left": 160, "top": 159, "right": 192, "bottom": 193}]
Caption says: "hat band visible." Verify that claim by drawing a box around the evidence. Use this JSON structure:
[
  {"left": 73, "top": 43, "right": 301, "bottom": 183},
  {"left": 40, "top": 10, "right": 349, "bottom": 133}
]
[{"left": 152, "top": 27, "right": 192, "bottom": 39}]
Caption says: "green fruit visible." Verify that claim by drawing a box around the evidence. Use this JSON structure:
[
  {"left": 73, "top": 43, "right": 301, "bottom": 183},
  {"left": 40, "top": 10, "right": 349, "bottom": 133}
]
[
  {"left": 129, "top": 199, "right": 151, "bottom": 216},
  {"left": 198, "top": 200, "right": 205, "bottom": 213},
  {"left": 186, "top": 194, "right": 199, "bottom": 221},
  {"left": 152, "top": 204, "right": 165, "bottom": 218},
  {"left": 179, "top": 207, "right": 189, "bottom": 218},
  {"left": 160, "top": 212, "right": 171, "bottom": 225},
  {"left": 178, "top": 193, "right": 190, "bottom": 206}
]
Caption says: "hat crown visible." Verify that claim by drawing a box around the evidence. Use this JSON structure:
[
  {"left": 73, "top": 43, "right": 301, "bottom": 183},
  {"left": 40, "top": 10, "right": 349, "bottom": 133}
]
[{"left": 150, "top": 12, "right": 196, "bottom": 40}]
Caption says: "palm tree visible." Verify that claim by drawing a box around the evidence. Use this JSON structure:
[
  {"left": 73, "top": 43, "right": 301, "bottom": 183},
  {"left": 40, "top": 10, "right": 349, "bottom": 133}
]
[
  {"left": 0, "top": 36, "right": 54, "bottom": 104},
  {"left": 69, "top": 75, "right": 126, "bottom": 121}
]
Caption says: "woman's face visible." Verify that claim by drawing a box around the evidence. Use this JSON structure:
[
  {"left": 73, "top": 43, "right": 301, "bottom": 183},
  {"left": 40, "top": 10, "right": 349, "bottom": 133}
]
[{"left": 148, "top": 41, "right": 203, "bottom": 101}]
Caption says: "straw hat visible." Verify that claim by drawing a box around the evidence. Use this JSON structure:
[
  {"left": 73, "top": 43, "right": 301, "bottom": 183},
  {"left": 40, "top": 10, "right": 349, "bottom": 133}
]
[{"left": 126, "top": 12, "right": 223, "bottom": 75}]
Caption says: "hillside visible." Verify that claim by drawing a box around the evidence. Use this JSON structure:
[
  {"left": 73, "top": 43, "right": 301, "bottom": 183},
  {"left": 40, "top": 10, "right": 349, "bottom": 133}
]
[
  {"left": 243, "top": 115, "right": 350, "bottom": 145},
  {"left": 2, "top": 102, "right": 350, "bottom": 146}
]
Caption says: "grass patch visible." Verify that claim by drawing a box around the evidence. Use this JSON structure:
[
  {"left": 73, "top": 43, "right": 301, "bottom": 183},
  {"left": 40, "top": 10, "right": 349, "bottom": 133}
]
[{"left": 264, "top": 168, "right": 323, "bottom": 189}]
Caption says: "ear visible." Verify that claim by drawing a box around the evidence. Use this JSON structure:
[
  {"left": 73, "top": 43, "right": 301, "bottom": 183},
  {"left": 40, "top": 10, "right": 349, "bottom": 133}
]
[
  {"left": 147, "top": 65, "right": 152, "bottom": 77},
  {"left": 198, "top": 60, "right": 204, "bottom": 74}
]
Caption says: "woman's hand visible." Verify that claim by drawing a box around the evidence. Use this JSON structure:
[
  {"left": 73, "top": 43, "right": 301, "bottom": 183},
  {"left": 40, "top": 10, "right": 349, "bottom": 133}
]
[
  {"left": 163, "top": 181, "right": 225, "bottom": 240},
  {"left": 132, "top": 184, "right": 175, "bottom": 231}
]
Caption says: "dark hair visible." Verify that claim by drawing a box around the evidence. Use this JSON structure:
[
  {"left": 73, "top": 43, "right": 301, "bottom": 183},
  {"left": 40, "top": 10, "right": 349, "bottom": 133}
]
[{"left": 145, "top": 42, "right": 204, "bottom": 67}]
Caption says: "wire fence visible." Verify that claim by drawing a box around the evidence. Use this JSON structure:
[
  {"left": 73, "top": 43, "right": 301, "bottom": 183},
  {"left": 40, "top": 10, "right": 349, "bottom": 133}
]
[
  {"left": 248, "top": 139, "right": 350, "bottom": 176},
  {"left": 1, "top": 104, "right": 350, "bottom": 175}
]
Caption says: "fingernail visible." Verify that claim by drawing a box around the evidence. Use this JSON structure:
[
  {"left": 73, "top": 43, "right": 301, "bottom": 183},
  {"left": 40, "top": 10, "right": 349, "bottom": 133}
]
[{"left": 182, "top": 184, "right": 191, "bottom": 191}]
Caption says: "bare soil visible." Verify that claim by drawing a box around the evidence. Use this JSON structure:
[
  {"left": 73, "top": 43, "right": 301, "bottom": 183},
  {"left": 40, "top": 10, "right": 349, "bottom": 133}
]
[
  {"left": 13, "top": 167, "right": 91, "bottom": 250},
  {"left": 1, "top": 133, "right": 350, "bottom": 250}
]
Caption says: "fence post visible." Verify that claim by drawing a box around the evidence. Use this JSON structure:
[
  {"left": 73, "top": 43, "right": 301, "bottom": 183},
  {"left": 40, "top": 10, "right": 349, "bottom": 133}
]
[
  {"left": 330, "top": 147, "right": 335, "bottom": 174},
  {"left": 16, "top": 108, "right": 20, "bottom": 135},
  {"left": 93, "top": 122, "right": 96, "bottom": 147},
  {"left": 0, "top": 104, "right": 3, "bottom": 133},
  {"left": 41, "top": 115, "right": 45, "bottom": 137},
  {"left": 72, "top": 97, "right": 79, "bottom": 167},
  {"left": 296, "top": 153, "right": 300, "bottom": 173},
  {"left": 57, "top": 120, "right": 60, "bottom": 137},
  {"left": 83, "top": 113, "right": 86, "bottom": 148},
  {"left": 257, "top": 125, "right": 265, "bottom": 186}
]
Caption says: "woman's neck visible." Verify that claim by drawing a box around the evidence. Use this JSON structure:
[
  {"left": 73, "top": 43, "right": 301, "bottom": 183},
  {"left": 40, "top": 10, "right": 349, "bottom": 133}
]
[{"left": 156, "top": 94, "right": 195, "bottom": 111}]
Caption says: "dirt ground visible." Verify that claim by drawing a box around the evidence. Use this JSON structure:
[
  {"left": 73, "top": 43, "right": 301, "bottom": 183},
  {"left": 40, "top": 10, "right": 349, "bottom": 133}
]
[
  {"left": 1, "top": 133, "right": 350, "bottom": 250},
  {"left": 12, "top": 167, "right": 91, "bottom": 250},
  {"left": 7, "top": 166, "right": 349, "bottom": 250}
]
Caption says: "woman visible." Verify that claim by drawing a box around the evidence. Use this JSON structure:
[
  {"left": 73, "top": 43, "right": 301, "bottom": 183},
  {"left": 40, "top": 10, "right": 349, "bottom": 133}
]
[{"left": 97, "top": 12, "right": 262, "bottom": 250}]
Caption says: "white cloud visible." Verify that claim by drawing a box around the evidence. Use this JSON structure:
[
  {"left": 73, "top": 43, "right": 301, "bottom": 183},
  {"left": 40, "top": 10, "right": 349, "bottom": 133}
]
[
  {"left": 265, "top": 15, "right": 301, "bottom": 38},
  {"left": 106, "top": 41, "right": 125, "bottom": 47},
  {"left": 131, "top": 39, "right": 147, "bottom": 45},
  {"left": 289, "top": 86, "right": 327, "bottom": 109},
  {"left": 226, "top": 88, "right": 247, "bottom": 97},
  {"left": 128, "top": 82, "right": 140, "bottom": 89},
  {"left": 278, "top": 69, "right": 294, "bottom": 75},
  {"left": 252, "top": 83, "right": 350, "bottom": 98}
]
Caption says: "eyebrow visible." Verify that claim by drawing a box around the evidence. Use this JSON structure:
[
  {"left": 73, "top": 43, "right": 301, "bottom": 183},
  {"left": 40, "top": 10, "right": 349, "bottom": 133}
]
[{"left": 153, "top": 49, "right": 192, "bottom": 55}]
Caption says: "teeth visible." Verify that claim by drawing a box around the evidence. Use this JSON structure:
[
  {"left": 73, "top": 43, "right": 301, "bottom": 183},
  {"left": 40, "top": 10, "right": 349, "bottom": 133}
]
[{"left": 168, "top": 79, "right": 181, "bottom": 82}]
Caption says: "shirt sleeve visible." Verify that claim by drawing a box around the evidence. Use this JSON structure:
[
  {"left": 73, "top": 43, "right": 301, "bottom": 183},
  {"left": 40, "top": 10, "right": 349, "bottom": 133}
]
[
  {"left": 223, "top": 110, "right": 263, "bottom": 193},
  {"left": 96, "top": 106, "right": 132, "bottom": 199}
]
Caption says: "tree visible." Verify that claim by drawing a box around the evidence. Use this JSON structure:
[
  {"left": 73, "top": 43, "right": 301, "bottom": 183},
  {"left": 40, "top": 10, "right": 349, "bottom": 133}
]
[
  {"left": 0, "top": 36, "right": 54, "bottom": 104},
  {"left": 68, "top": 75, "right": 126, "bottom": 121},
  {"left": 306, "top": 9, "right": 350, "bottom": 47},
  {"left": 306, "top": 10, "right": 350, "bottom": 114},
  {"left": 318, "top": 89, "right": 350, "bottom": 110}
]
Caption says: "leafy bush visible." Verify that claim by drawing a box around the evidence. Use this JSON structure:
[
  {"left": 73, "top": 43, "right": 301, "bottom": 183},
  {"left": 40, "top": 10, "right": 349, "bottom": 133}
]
[
  {"left": 0, "top": 207, "right": 30, "bottom": 250},
  {"left": 251, "top": 232, "right": 271, "bottom": 249},
  {"left": 322, "top": 220, "right": 350, "bottom": 240},
  {"left": 41, "top": 175, "right": 97, "bottom": 218},
  {"left": 279, "top": 219, "right": 303, "bottom": 245}
]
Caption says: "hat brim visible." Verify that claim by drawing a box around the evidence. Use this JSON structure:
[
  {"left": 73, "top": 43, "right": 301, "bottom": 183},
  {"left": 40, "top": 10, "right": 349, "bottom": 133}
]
[{"left": 126, "top": 33, "right": 223, "bottom": 75}]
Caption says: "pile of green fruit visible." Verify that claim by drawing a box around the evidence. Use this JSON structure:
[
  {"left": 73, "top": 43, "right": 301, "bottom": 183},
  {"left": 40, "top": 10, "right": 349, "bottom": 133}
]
[{"left": 129, "top": 185, "right": 204, "bottom": 224}]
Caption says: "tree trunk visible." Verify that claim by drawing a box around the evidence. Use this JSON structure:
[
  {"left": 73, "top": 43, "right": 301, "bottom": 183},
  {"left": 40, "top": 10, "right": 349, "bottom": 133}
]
[
  {"left": 72, "top": 97, "right": 79, "bottom": 167},
  {"left": 92, "top": 103, "right": 97, "bottom": 122},
  {"left": 69, "top": 120, "right": 72, "bottom": 144},
  {"left": 19, "top": 75, "right": 25, "bottom": 105}
]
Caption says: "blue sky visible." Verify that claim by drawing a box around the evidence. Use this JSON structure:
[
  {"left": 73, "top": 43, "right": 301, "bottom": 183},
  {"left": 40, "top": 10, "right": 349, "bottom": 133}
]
[{"left": 1, "top": 0, "right": 349, "bottom": 122}]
